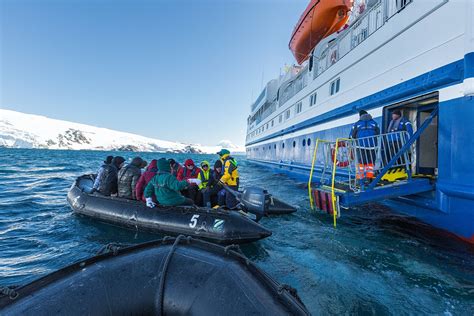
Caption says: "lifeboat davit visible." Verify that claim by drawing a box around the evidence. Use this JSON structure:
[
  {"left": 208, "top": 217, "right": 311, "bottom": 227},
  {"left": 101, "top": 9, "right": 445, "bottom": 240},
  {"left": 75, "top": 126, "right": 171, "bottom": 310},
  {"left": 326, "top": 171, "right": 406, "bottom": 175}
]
[{"left": 289, "top": 0, "right": 353, "bottom": 65}]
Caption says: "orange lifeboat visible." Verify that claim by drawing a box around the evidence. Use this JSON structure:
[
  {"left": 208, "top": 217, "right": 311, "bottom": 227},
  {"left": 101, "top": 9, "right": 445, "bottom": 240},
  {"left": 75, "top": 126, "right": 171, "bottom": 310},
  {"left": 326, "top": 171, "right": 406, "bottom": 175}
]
[{"left": 289, "top": 0, "right": 353, "bottom": 65}]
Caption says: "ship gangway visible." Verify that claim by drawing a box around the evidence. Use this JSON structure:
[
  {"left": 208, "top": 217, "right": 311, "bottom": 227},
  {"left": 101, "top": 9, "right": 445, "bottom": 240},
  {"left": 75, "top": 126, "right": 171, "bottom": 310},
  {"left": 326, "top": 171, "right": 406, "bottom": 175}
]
[{"left": 308, "top": 107, "right": 439, "bottom": 226}]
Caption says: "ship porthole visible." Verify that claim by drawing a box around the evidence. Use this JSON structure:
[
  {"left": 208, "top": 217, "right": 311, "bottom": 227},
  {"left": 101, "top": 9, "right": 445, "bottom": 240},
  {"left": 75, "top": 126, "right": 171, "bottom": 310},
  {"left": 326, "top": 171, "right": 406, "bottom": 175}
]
[
  {"left": 307, "top": 138, "right": 311, "bottom": 146},
  {"left": 282, "top": 143, "right": 285, "bottom": 149},
  {"left": 302, "top": 139, "right": 306, "bottom": 147},
  {"left": 293, "top": 141, "right": 296, "bottom": 148},
  {"left": 274, "top": 144, "right": 276, "bottom": 149}
]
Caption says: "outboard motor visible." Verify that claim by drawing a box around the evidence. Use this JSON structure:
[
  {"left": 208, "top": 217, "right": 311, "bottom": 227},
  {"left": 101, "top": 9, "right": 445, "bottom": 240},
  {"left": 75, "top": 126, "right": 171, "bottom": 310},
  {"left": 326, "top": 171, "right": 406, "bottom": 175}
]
[{"left": 240, "top": 187, "right": 271, "bottom": 222}]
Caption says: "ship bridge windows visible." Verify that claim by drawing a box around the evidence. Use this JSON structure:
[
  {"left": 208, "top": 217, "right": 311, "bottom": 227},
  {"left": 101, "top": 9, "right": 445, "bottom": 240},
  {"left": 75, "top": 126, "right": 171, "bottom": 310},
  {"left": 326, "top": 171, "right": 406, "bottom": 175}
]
[{"left": 330, "top": 78, "right": 341, "bottom": 96}]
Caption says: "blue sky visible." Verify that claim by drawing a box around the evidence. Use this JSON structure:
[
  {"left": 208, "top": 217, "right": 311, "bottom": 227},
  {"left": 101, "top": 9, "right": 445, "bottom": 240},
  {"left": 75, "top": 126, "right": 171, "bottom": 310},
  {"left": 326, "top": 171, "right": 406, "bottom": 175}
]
[{"left": 0, "top": 0, "right": 307, "bottom": 146}]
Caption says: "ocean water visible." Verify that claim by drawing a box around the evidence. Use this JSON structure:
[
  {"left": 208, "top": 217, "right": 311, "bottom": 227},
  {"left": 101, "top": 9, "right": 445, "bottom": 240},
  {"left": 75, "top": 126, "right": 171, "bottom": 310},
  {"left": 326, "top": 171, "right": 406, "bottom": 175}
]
[{"left": 0, "top": 148, "right": 473, "bottom": 314}]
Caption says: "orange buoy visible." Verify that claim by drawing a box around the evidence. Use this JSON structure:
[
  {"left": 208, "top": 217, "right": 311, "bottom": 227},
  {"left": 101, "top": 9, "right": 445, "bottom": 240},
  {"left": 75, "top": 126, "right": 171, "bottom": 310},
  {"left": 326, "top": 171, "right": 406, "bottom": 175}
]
[{"left": 289, "top": 0, "right": 353, "bottom": 65}]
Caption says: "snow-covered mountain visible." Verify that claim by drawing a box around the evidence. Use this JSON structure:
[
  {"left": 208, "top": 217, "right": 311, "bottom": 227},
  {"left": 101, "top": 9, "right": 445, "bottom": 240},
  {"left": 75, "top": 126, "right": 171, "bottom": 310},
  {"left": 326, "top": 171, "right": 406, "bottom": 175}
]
[{"left": 0, "top": 109, "right": 245, "bottom": 154}]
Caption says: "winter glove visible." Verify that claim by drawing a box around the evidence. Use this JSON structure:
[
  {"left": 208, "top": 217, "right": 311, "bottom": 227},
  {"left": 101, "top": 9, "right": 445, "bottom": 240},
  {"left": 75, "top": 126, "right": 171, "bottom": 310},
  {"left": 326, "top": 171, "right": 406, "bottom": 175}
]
[
  {"left": 187, "top": 178, "right": 202, "bottom": 186},
  {"left": 146, "top": 197, "right": 156, "bottom": 208}
]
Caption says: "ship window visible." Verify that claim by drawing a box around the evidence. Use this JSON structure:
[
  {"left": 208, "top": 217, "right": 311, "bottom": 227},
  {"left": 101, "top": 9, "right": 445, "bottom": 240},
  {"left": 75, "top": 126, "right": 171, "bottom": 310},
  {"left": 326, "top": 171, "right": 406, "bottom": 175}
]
[
  {"left": 269, "top": 145, "right": 271, "bottom": 150},
  {"left": 285, "top": 109, "right": 291, "bottom": 119},
  {"left": 274, "top": 144, "right": 276, "bottom": 149},
  {"left": 302, "top": 139, "right": 306, "bottom": 146},
  {"left": 266, "top": 123, "right": 269, "bottom": 130},
  {"left": 282, "top": 143, "right": 285, "bottom": 149},
  {"left": 310, "top": 92, "right": 317, "bottom": 106},
  {"left": 307, "top": 138, "right": 311, "bottom": 146},
  {"left": 330, "top": 78, "right": 341, "bottom": 95},
  {"left": 279, "top": 115, "right": 283, "bottom": 123},
  {"left": 293, "top": 140, "right": 296, "bottom": 148},
  {"left": 296, "top": 102, "right": 302, "bottom": 114},
  {"left": 271, "top": 120, "right": 274, "bottom": 127}
]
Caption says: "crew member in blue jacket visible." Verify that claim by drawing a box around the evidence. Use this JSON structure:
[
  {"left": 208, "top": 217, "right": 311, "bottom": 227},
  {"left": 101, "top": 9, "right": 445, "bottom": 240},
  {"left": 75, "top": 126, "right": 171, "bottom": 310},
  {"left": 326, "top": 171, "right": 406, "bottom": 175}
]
[
  {"left": 386, "top": 109, "right": 413, "bottom": 166},
  {"left": 349, "top": 110, "right": 380, "bottom": 181},
  {"left": 387, "top": 109, "right": 413, "bottom": 138}
]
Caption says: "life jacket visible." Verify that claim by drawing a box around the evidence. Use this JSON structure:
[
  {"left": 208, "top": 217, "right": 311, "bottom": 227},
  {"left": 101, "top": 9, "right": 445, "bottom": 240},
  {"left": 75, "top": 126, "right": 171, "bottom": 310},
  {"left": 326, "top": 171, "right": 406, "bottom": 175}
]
[
  {"left": 181, "top": 166, "right": 198, "bottom": 179},
  {"left": 221, "top": 156, "right": 239, "bottom": 187},
  {"left": 388, "top": 117, "right": 413, "bottom": 141},
  {"left": 198, "top": 169, "right": 213, "bottom": 189}
]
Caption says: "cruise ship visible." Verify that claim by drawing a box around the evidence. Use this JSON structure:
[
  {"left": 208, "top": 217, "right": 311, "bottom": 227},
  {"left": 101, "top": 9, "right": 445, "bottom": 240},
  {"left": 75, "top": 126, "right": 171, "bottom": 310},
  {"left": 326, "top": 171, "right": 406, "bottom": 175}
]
[{"left": 245, "top": 0, "right": 474, "bottom": 243}]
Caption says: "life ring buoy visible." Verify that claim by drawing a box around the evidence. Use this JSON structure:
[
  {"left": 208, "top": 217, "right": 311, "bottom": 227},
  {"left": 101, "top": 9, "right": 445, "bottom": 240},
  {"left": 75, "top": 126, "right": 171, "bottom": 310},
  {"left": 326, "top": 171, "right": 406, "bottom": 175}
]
[{"left": 331, "top": 141, "right": 351, "bottom": 167}]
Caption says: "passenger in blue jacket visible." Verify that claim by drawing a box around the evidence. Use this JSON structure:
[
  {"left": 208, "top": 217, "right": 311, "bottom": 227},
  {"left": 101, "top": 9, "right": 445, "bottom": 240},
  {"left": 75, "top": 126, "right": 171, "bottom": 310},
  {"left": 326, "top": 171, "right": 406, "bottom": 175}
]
[
  {"left": 349, "top": 110, "right": 380, "bottom": 181},
  {"left": 386, "top": 109, "right": 413, "bottom": 166}
]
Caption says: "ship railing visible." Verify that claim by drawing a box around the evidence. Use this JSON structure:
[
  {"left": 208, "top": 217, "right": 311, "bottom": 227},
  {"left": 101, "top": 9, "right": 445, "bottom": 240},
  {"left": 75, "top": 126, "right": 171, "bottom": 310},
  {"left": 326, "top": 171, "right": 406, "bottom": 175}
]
[
  {"left": 308, "top": 131, "right": 412, "bottom": 227},
  {"left": 386, "top": 0, "right": 413, "bottom": 19},
  {"left": 309, "top": 131, "right": 413, "bottom": 192},
  {"left": 313, "top": 0, "right": 413, "bottom": 78},
  {"left": 278, "top": 66, "right": 309, "bottom": 106},
  {"left": 308, "top": 106, "right": 439, "bottom": 228}
]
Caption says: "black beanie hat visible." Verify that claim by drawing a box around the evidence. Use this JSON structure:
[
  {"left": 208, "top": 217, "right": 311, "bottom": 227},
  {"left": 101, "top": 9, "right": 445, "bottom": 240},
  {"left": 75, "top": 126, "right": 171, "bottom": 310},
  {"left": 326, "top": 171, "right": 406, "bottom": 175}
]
[
  {"left": 112, "top": 156, "right": 125, "bottom": 168},
  {"left": 214, "top": 160, "right": 223, "bottom": 169},
  {"left": 359, "top": 110, "right": 368, "bottom": 116},
  {"left": 393, "top": 109, "right": 402, "bottom": 116},
  {"left": 104, "top": 155, "right": 114, "bottom": 164}
]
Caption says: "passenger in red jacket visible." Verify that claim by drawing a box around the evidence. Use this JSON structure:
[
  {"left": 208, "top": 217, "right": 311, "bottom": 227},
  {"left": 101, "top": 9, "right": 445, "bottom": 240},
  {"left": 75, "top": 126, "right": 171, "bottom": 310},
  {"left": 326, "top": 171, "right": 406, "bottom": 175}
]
[
  {"left": 135, "top": 159, "right": 158, "bottom": 202},
  {"left": 177, "top": 159, "right": 201, "bottom": 203},
  {"left": 177, "top": 159, "right": 200, "bottom": 181}
]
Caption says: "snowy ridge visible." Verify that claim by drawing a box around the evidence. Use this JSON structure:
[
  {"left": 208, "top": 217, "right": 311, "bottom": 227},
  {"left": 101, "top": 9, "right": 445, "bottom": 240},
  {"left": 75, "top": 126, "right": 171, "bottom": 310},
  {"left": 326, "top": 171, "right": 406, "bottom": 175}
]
[{"left": 0, "top": 109, "right": 244, "bottom": 154}]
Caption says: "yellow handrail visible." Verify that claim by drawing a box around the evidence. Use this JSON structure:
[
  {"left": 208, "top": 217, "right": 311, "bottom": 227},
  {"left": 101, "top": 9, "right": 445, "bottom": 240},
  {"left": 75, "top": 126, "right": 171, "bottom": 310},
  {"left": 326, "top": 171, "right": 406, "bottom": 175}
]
[{"left": 330, "top": 138, "right": 350, "bottom": 227}]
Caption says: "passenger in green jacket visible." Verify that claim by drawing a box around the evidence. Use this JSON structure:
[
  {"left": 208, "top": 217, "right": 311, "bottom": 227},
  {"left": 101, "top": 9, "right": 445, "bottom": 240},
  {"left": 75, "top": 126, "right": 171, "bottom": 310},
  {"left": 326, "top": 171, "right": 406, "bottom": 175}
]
[{"left": 144, "top": 158, "right": 201, "bottom": 207}]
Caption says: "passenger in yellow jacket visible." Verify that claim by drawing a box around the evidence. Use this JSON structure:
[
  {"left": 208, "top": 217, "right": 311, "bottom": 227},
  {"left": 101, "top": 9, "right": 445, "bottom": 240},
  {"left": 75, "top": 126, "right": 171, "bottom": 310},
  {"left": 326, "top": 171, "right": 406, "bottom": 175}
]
[
  {"left": 197, "top": 160, "right": 219, "bottom": 207},
  {"left": 216, "top": 149, "right": 239, "bottom": 208}
]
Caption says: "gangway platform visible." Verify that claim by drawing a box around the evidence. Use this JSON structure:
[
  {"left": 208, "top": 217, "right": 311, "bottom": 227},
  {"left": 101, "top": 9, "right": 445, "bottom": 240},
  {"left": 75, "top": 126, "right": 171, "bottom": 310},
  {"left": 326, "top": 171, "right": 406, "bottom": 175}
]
[{"left": 308, "top": 107, "right": 438, "bottom": 226}]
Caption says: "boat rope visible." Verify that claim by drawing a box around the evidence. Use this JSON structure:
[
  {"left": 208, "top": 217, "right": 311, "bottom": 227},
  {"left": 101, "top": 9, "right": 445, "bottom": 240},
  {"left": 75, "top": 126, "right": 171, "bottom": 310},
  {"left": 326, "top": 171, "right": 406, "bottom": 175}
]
[
  {"left": 223, "top": 244, "right": 241, "bottom": 255},
  {"left": 156, "top": 235, "right": 191, "bottom": 315},
  {"left": 96, "top": 242, "right": 132, "bottom": 256},
  {"left": 277, "top": 284, "right": 304, "bottom": 305},
  {"left": 0, "top": 286, "right": 19, "bottom": 300}
]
